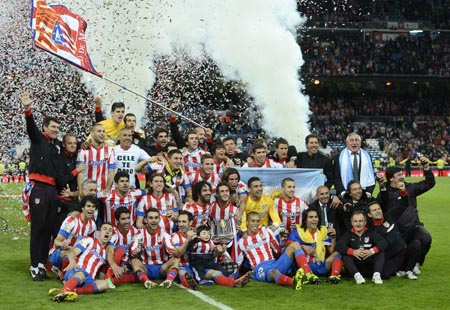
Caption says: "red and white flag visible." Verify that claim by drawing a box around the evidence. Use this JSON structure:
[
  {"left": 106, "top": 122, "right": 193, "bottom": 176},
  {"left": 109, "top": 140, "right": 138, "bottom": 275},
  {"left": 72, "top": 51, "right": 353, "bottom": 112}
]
[{"left": 30, "top": 0, "right": 102, "bottom": 76}]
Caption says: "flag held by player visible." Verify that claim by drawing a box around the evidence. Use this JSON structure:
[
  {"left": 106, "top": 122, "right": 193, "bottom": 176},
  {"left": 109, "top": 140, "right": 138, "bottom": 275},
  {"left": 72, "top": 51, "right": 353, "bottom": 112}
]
[{"left": 30, "top": 0, "right": 102, "bottom": 77}]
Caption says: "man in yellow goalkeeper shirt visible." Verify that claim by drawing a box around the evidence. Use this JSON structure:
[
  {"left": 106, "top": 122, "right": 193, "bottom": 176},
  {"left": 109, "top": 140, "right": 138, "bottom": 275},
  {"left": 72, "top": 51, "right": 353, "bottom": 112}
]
[{"left": 240, "top": 177, "right": 281, "bottom": 233}]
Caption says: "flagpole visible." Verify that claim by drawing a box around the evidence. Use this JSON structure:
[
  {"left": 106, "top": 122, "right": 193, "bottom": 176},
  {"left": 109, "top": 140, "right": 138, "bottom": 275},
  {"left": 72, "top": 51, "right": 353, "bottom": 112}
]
[{"left": 101, "top": 76, "right": 206, "bottom": 130}]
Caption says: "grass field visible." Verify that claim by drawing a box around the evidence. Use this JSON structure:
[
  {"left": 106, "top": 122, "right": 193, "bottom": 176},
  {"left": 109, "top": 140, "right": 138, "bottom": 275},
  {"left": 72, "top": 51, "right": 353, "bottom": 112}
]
[{"left": 1, "top": 178, "right": 450, "bottom": 310}]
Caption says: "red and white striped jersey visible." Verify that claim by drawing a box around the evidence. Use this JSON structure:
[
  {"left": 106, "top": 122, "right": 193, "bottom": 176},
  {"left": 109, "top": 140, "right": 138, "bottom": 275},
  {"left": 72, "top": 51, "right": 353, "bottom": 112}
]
[
  {"left": 190, "top": 239, "right": 215, "bottom": 255},
  {"left": 274, "top": 196, "right": 309, "bottom": 232},
  {"left": 209, "top": 200, "right": 239, "bottom": 221},
  {"left": 187, "top": 170, "right": 221, "bottom": 194},
  {"left": 97, "top": 189, "right": 145, "bottom": 226},
  {"left": 214, "top": 160, "right": 227, "bottom": 177},
  {"left": 140, "top": 227, "right": 171, "bottom": 265},
  {"left": 58, "top": 214, "right": 96, "bottom": 246},
  {"left": 182, "top": 202, "right": 212, "bottom": 228},
  {"left": 238, "top": 227, "right": 281, "bottom": 268},
  {"left": 110, "top": 225, "right": 140, "bottom": 262},
  {"left": 137, "top": 192, "right": 177, "bottom": 233},
  {"left": 168, "top": 231, "right": 189, "bottom": 266},
  {"left": 235, "top": 181, "right": 248, "bottom": 196},
  {"left": 49, "top": 214, "right": 96, "bottom": 256},
  {"left": 113, "top": 144, "right": 150, "bottom": 189},
  {"left": 243, "top": 158, "right": 284, "bottom": 168},
  {"left": 209, "top": 200, "right": 240, "bottom": 262},
  {"left": 182, "top": 149, "right": 206, "bottom": 174},
  {"left": 74, "top": 237, "right": 108, "bottom": 277},
  {"left": 77, "top": 145, "right": 116, "bottom": 191}
]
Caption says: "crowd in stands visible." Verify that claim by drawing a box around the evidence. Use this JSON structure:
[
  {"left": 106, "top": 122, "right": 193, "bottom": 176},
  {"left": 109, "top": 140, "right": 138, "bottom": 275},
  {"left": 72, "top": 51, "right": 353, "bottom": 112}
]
[
  {"left": 301, "top": 35, "right": 450, "bottom": 76},
  {"left": 298, "top": 0, "right": 450, "bottom": 29}
]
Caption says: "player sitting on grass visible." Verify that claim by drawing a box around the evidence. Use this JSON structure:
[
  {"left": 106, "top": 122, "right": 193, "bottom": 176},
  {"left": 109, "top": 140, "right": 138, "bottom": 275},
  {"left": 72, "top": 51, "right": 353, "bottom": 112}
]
[
  {"left": 188, "top": 225, "right": 252, "bottom": 288},
  {"left": 48, "top": 196, "right": 97, "bottom": 279},
  {"left": 238, "top": 211, "right": 310, "bottom": 290},
  {"left": 286, "top": 208, "right": 342, "bottom": 284},
  {"left": 48, "top": 223, "right": 114, "bottom": 302}
]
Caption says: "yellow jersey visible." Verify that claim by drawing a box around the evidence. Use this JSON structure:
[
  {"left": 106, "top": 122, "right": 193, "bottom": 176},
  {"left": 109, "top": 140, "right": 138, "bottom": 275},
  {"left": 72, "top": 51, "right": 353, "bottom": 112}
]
[{"left": 240, "top": 194, "right": 281, "bottom": 231}]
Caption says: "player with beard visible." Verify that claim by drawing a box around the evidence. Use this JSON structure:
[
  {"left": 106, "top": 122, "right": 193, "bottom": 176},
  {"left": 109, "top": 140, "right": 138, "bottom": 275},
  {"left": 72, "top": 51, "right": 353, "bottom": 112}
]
[
  {"left": 136, "top": 173, "right": 178, "bottom": 233},
  {"left": 77, "top": 124, "right": 116, "bottom": 193},
  {"left": 147, "top": 128, "right": 169, "bottom": 156},
  {"left": 183, "top": 181, "right": 213, "bottom": 229},
  {"left": 130, "top": 208, "right": 180, "bottom": 288},
  {"left": 104, "top": 207, "right": 142, "bottom": 286},
  {"left": 97, "top": 171, "right": 145, "bottom": 227}
]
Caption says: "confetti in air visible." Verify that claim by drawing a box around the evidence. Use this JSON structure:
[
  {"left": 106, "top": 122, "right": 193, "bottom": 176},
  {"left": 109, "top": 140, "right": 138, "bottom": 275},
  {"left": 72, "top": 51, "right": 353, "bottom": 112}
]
[{"left": 65, "top": 0, "right": 310, "bottom": 145}]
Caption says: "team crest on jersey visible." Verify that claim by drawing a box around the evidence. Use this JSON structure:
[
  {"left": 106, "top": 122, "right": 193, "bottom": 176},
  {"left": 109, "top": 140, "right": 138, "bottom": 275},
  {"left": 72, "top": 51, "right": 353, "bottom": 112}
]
[
  {"left": 34, "top": 197, "right": 40, "bottom": 204},
  {"left": 383, "top": 221, "right": 390, "bottom": 228},
  {"left": 261, "top": 204, "right": 267, "bottom": 210},
  {"left": 364, "top": 237, "right": 370, "bottom": 243}
]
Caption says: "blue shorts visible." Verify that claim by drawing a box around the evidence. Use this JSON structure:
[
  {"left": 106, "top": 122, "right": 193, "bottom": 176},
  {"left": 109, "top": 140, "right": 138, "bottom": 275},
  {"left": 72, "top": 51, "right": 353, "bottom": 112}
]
[
  {"left": 49, "top": 249, "right": 63, "bottom": 267},
  {"left": 309, "top": 261, "right": 329, "bottom": 275},
  {"left": 179, "top": 265, "right": 194, "bottom": 275},
  {"left": 64, "top": 267, "right": 95, "bottom": 285},
  {"left": 145, "top": 264, "right": 163, "bottom": 280},
  {"left": 254, "top": 252, "right": 293, "bottom": 282}
]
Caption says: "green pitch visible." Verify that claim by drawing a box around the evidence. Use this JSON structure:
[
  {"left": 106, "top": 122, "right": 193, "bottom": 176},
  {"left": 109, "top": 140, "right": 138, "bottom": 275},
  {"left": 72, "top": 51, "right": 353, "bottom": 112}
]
[{"left": 1, "top": 178, "right": 450, "bottom": 310}]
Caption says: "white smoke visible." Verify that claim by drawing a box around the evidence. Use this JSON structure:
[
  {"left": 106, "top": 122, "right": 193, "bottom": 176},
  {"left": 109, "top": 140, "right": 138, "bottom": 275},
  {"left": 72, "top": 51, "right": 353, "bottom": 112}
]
[{"left": 64, "top": 0, "right": 309, "bottom": 147}]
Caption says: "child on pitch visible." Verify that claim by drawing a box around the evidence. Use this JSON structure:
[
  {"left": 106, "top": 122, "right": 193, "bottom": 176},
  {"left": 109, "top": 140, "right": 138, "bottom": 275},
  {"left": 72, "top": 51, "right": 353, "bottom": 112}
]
[{"left": 188, "top": 225, "right": 252, "bottom": 288}]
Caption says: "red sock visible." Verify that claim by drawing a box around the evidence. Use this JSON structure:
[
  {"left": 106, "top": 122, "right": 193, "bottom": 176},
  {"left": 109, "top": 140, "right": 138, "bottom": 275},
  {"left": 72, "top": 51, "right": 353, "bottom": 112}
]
[
  {"left": 62, "top": 277, "right": 80, "bottom": 292},
  {"left": 137, "top": 271, "right": 149, "bottom": 283},
  {"left": 331, "top": 256, "right": 342, "bottom": 276},
  {"left": 166, "top": 268, "right": 177, "bottom": 281},
  {"left": 214, "top": 274, "right": 235, "bottom": 287},
  {"left": 105, "top": 267, "right": 114, "bottom": 279},
  {"left": 61, "top": 257, "right": 69, "bottom": 270},
  {"left": 180, "top": 274, "right": 190, "bottom": 288},
  {"left": 74, "top": 283, "right": 97, "bottom": 295},
  {"left": 112, "top": 273, "right": 136, "bottom": 284},
  {"left": 295, "top": 250, "right": 312, "bottom": 273},
  {"left": 114, "top": 248, "right": 125, "bottom": 264},
  {"left": 275, "top": 274, "right": 293, "bottom": 287}
]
